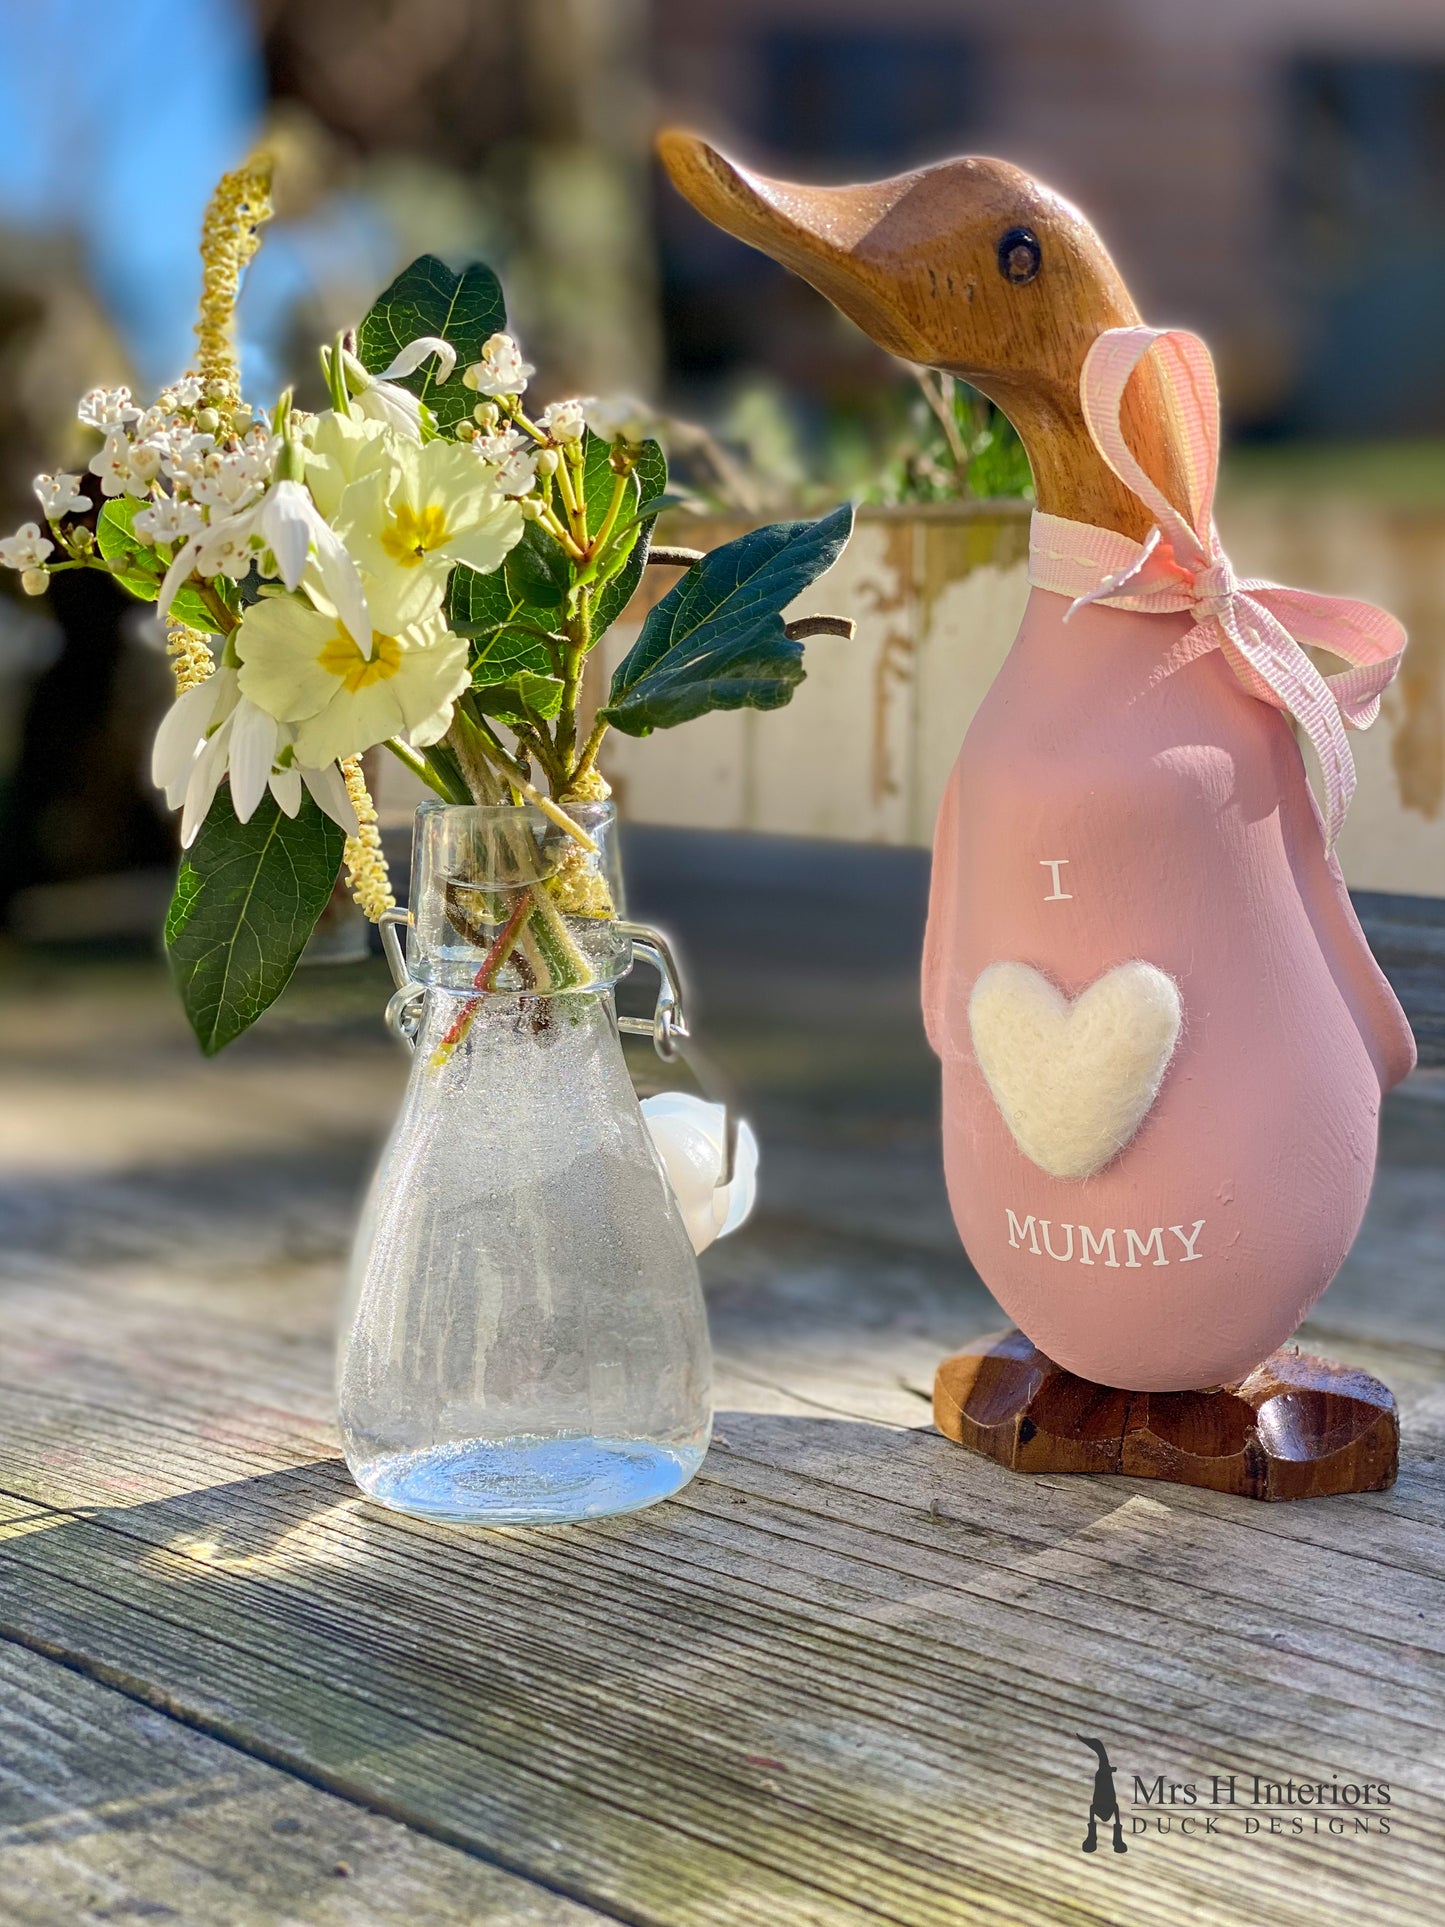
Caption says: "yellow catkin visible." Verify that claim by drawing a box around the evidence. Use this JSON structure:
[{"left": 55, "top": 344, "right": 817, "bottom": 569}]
[
  {"left": 193, "top": 157, "right": 274, "bottom": 410},
  {"left": 166, "top": 622, "right": 214, "bottom": 695},
  {"left": 340, "top": 757, "right": 394, "bottom": 922}
]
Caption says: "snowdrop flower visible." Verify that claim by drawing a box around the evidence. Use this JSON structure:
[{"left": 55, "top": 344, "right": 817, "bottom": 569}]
[
  {"left": 0, "top": 523, "right": 54, "bottom": 571},
  {"left": 78, "top": 385, "right": 140, "bottom": 433},
  {"left": 235, "top": 569, "right": 470, "bottom": 769},
  {"left": 351, "top": 378, "right": 430, "bottom": 440},
  {"left": 336, "top": 436, "right": 523, "bottom": 599},
  {"left": 641, "top": 1093, "right": 759, "bottom": 1254},
  {"left": 152, "top": 667, "right": 359, "bottom": 847},
  {"left": 462, "top": 332, "right": 534, "bottom": 399},
  {"left": 341, "top": 337, "right": 456, "bottom": 443},
  {"left": 539, "top": 398, "right": 588, "bottom": 445},
  {"left": 33, "top": 472, "right": 92, "bottom": 518},
  {"left": 157, "top": 475, "right": 369, "bottom": 652},
  {"left": 133, "top": 497, "right": 205, "bottom": 546},
  {"left": 586, "top": 396, "right": 655, "bottom": 444}
]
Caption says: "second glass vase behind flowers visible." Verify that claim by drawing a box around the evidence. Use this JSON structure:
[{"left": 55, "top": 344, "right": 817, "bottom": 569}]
[{"left": 337, "top": 801, "right": 713, "bottom": 1527}]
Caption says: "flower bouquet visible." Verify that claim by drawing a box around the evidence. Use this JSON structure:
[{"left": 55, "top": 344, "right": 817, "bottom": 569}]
[{"left": 6, "top": 161, "right": 853, "bottom": 1525}]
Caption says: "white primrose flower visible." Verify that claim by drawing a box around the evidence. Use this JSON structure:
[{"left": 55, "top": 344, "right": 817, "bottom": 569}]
[
  {"left": 0, "top": 523, "right": 53, "bottom": 570},
  {"left": 235, "top": 569, "right": 469, "bottom": 769},
  {"left": 33, "top": 472, "right": 92, "bottom": 518},
  {"left": 539, "top": 398, "right": 588, "bottom": 444},
  {"left": 586, "top": 396, "right": 655, "bottom": 444},
  {"left": 462, "top": 332, "right": 534, "bottom": 399},
  {"left": 151, "top": 667, "right": 359, "bottom": 848},
  {"left": 336, "top": 435, "right": 523, "bottom": 594},
  {"left": 640, "top": 1093, "right": 760, "bottom": 1254},
  {"left": 78, "top": 385, "right": 140, "bottom": 433},
  {"left": 302, "top": 410, "right": 391, "bottom": 520}
]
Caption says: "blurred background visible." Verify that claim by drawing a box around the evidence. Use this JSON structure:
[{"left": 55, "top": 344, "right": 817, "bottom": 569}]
[{"left": 0, "top": 0, "right": 1440, "bottom": 1012}]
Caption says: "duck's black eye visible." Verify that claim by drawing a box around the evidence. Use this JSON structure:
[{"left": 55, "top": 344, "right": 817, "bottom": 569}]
[{"left": 998, "top": 227, "right": 1042, "bottom": 284}]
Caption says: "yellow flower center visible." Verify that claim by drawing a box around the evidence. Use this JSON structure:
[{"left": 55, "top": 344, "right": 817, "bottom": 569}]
[
  {"left": 317, "top": 626, "right": 403, "bottom": 692},
  {"left": 380, "top": 500, "right": 450, "bottom": 566}
]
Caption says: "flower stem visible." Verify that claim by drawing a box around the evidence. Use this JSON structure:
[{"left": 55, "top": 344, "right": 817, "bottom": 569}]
[
  {"left": 383, "top": 736, "right": 470, "bottom": 804},
  {"left": 567, "top": 715, "right": 610, "bottom": 794}
]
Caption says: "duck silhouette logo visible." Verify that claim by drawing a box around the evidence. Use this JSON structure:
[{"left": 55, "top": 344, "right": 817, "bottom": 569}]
[{"left": 1077, "top": 1735, "right": 1127, "bottom": 1853}]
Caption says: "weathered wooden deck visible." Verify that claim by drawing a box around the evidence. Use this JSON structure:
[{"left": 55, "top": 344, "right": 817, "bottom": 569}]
[{"left": 0, "top": 832, "right": 1441, "bottom": 1926}]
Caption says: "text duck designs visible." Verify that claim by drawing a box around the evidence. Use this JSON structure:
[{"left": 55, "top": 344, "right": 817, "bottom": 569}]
[{"left": 661, "top": 134, "right": 1414, "bottom": 1393}]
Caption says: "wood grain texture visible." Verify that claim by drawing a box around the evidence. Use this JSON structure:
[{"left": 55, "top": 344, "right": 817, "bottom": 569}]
[
  {"left": 935, "top": 1329, "right": 1400, "bottom": 1500},
  {"left": 0, "top": 1644, "right": 601, "bottom": 1926},
  {"left": 656, "top": 130, "right": 1190, "bottom": 541},
  {"left": 0, "top": 957, "right": 1441, "bottom": 1924}
]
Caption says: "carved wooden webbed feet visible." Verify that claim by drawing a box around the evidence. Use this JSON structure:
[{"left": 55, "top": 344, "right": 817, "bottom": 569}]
[{"left": 933, "top": 1330, "right": 1398, "bottom": 1500}]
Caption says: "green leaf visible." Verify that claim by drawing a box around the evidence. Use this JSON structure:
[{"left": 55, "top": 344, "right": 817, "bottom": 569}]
[
  {"left": 472, "top": 670, "right": 565, "bottom": 724},
  {"left": 96, "top": 499, "right": 221, "bottom": 631},
  {"left": 593, "top": 437, "right": 667, "bottom": 637},
  {"left": 356, "top": 255, "right": 506, "bottom": 433},
  {"left": 447, "top": 526, "right": 569, "bottom": 686},
  {"left": 601, "top": 503, "right": 854, "bottom": 738},
  {"left": 502, "top": 520, "right": 571, "bottom": 611},
  {"left": 165, "top": 787, "right": 345, "bottom": 1055}
]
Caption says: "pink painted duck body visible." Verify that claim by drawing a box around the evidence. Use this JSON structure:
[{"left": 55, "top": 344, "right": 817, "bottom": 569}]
[
  {"left": 923, "top": 586, "right": 1415, "bottom": 1390},
  {"left": 656, "top": 134, "right": 1415, "bottom": 1393}
]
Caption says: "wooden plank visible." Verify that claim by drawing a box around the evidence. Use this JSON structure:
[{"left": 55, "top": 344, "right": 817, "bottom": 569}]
[
  {"left": 0, "top": 1640, "right": 606, "bottom": 1925},
  {"left": 0, "top": 1258, "right": 1438, "bottom": 1926},
  {"left": 0, "top": 961, "right": 1440, "bottom": 1924}
]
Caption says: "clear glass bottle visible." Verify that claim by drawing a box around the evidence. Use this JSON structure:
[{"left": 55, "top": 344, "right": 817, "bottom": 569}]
[{"left": 338, "top": 801, "right": 712, "bottom": 1526}]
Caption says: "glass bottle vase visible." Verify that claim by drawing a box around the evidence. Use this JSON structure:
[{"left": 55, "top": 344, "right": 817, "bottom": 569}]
[{"left": 337, "top": 801, "right": 712, "bottom": 1526}]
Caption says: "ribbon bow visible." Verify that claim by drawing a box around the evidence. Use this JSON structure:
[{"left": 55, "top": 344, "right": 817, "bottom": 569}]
[{"left": 1027, "top": 326, "right": 1405, "bottom": 852}]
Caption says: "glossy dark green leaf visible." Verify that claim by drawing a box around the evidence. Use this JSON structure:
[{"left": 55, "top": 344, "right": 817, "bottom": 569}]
[
  {"left": 591, "top": 437, "right": 667, "bottom": 637},
  {"left": 601, "top": 503, "right": 853, "bottom": 738},
  {"left": 472, "top": 670, "right": 565, "bottom": 724},
  {"left": 96, "top": 498, "right": 222, "bottom": 631},
  {"left": 447, "top": 526, "right": 567, "bottom": 685},
  {"left": 356, "top": 256, "right": 506, "bottom": 432},
  {"left": 165, "top": 787, "right": 344, "bottom": 1056}
]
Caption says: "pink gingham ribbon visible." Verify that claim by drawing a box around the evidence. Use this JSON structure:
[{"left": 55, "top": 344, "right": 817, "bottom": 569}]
[{"left": 1028, "top": 326, "right": 1405, "bottom": 852}]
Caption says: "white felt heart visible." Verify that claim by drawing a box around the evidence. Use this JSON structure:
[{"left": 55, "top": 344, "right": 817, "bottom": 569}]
[{"left": 968, "top": 961, "right": 1182, "bottom": 1179}]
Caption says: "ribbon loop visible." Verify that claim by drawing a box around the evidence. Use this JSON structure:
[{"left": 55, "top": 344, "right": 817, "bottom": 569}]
[{"left": 1028, "top": 326, "right": 1406, "bottom": 854}]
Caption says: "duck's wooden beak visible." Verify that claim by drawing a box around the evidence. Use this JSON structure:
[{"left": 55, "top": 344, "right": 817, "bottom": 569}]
[{"left": 656, "top": 129, "right": 937, "bottom": 363}]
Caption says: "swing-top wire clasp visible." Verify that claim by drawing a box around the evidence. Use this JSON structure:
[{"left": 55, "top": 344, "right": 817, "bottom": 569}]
[{"left": 375, "top": 908, "right": 739, "bottom": 1187}]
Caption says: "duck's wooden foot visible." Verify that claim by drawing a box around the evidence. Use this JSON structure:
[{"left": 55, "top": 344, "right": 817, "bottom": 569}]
[{"left": 933, "top": 1330, "right": 1397, "bottom": 1500}]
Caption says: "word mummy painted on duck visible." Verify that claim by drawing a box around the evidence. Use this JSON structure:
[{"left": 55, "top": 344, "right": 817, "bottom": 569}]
[{"left": 1006, "top": 1210, "right": 1205, "bottom": 1268}]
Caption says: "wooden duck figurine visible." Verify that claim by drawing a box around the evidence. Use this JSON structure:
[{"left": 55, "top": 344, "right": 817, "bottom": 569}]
[{"left": 660, "top": 133, "right": 1415, "bottom": 1498}]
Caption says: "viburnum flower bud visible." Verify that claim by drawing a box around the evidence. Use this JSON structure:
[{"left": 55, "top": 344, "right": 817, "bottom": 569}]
[
  {"left": 33, "top": 472, "right": 92, "bottom": 518},
  {"left": 472, "top": 401, "right": 500, "bottom": 429},
  {"left": 535, "top": 447, "right": 560, "bottom": 476},
  {"left": 20, "top": 567, "right": 48, "bottom": 595},
  {"left": 463, "top": 333, "right": 534, "bottom": 399},
  {"left": 518, "top": 497, "right": 544, "bottom": 521},
  {"left": 540, "top": 398, "right": 587, "bottom": 444},
  {"left": 0, "top": 522, "right": 54, "bottom": 571}
]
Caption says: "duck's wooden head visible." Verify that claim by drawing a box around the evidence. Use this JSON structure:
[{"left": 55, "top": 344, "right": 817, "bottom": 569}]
[{"left": 658, "top": 131, "right": 1183, "bottom": 540}]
